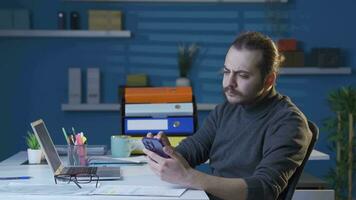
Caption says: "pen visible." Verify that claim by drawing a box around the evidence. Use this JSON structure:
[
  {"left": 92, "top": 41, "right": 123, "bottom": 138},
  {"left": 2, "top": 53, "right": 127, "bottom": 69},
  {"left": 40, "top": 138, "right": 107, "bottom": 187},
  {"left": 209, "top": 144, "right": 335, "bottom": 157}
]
[
  {"left": 72, "top": 127, "right": 76, "bottom": 135},
  {"left": 70, "top": 135, "right": 75, "bottom": 145},
  {"left": 0, "top": 176, "right": 31, "bottom": 180},
  {"left": 62, "top": 127, "right": 70, "bottom": 145}
]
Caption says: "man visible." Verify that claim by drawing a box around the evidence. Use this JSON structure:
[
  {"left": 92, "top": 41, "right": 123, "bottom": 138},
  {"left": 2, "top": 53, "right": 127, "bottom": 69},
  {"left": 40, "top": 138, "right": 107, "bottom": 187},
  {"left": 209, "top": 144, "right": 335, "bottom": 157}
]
[{"left": 143, "top": 32, "right": 312, "bottom": 200}]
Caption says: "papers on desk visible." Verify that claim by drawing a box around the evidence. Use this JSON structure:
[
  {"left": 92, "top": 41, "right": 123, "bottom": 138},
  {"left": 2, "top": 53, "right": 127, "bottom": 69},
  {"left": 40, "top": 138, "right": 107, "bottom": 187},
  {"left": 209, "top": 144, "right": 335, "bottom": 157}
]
[
  {"left": 88, "top": 155, "right": 148, "bottom": 165},
  {"left": 0, "top": 182, "right": 96, "bottom": 195},
  {"left": 91, "top": 185, "right": 187, "bottom": 197},
  {"left": 0, "top": 183, "right": 187, "bottom": 197}
]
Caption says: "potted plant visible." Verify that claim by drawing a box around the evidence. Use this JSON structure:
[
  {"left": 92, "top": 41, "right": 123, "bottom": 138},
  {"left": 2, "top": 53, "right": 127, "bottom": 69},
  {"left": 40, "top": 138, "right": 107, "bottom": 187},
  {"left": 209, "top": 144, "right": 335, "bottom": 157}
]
[
  {"left": 176, "top": 43, "right": 199, "bottom": 86},
  {"left": 25, "top": 131, "right": 42, "bottom": 164},
  {"left": 324, "top": 86, "right": 356, "bottom": 200}
]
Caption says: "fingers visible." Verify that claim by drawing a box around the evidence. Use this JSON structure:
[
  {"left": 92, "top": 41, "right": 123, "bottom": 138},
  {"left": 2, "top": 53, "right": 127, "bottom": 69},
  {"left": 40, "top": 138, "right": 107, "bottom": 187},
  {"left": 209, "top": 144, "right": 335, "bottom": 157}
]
[
  {"left": 155, "top": 131, "right": 164, "bottom": 139},
  {"left": 163, "top": 146, "right": 180, "bottom": 160},
  {"left": 143, "top": 148, "right": 165, "bottom": 164},
  {"left": 146, "top": 132, "right": 153, "bottom": 138},
  {"left": 156, "top": 131, "right": 171, "bottom": 146},
  {"left": 145, "top": 131, "right": 171, "bottom": 147}
]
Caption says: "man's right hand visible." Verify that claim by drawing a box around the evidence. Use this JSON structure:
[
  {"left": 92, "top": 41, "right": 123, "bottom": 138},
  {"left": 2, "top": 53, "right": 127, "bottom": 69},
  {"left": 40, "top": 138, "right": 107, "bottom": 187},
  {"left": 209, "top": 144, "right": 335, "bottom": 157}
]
[{"left": 146, "top": 131, "right": 171, "bottom": 147}]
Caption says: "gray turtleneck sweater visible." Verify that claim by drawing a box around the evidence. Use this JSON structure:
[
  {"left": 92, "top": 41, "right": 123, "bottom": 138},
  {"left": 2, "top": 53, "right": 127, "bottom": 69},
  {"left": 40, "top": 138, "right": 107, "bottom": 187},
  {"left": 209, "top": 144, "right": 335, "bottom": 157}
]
[{"left": 175, "top": 89, "right": 312, "bottom": 200}]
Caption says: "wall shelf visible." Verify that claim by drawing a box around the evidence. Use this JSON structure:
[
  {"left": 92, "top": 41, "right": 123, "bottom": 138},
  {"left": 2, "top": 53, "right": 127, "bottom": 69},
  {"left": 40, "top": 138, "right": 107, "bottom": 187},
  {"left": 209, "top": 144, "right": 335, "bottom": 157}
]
[
  {"left": 61, "top": 103, "right": 217, "bottom": 111},
  {"left": 63, "top": 0, "right": 287, "bottom": 3},
  {"left": 0, "top": 30, "right": 131, "bottom": 38},
  {"left": 280, "top": 67, "right": 352, "bottom": 75}
]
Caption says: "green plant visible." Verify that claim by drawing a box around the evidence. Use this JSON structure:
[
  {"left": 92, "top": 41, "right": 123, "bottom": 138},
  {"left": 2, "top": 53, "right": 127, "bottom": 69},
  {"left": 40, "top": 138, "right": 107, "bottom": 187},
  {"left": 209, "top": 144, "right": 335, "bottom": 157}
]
[
  {"left": 323, "top": 86, "right": 356, "bottom": 200},
  {"left": 25, "top": 131, "right": 40, "bottom": 150},
  {"left": 177, "top": 43, "right": 199, "bottom": 78}
]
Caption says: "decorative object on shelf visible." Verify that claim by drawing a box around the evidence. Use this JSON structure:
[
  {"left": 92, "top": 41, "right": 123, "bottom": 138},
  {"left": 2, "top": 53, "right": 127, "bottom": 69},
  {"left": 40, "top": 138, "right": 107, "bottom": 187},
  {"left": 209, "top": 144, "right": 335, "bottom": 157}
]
[
  {"left": 281, "top": 51, "right": 304, "bottom": 67},
  {"left": 126, "top": 74, "right": 148, "bottom": 87},
  {"left": 87, "top": 68, "right": 100, "bottom": 104},
  {"left": 70, "top": 11, "right": 80, "bottom": 30},
  {"left": 324, "top": 86, "right": 356, "bottom": 200},
  {"left": 0, "top": 30, "right": 131, "bottom": 38},
  {"left": 277, "top": 39, "right": 297, "bottom": 52},
  {"left": 25, "top": 131, "right": 43, "bottom": 164},
  {"left": 0, "top": 10, "right": 12, "bottom": 29},
  {"left": 60, "top": 103, "right": 216, "bottom": 112},
  {"left": 68, "top": 68, "right": 82, "bottom": 104},
  {"left": 0, "top": 9, "right": 30, "bottom": 30},
  {"left": 88, "top": 10, "right": 122, "bottom": 30},
  {"left": 278, "top": 38, "right": 305, "bottom": 67},
  {"left": 62, "top": 0, "right": 288, "bottom": 2},
  {"left": 57, "top": 11, "right": 66, "bottom": 29},
  {"left": 311, "top": 48, "right": 343, "bottom": 67},
  {"left": 176, "top": 43, "right": 199, "bottom": 86},
  {"left": 13, "top": 9, "right": 30, "bottom": 29}
]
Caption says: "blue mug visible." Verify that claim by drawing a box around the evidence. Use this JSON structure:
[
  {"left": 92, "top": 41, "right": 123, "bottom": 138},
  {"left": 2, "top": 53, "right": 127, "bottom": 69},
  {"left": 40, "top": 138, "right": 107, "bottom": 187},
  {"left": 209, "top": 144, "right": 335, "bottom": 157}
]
[{"left": 111, "top": 135, "right": 135, "bottom": 158}]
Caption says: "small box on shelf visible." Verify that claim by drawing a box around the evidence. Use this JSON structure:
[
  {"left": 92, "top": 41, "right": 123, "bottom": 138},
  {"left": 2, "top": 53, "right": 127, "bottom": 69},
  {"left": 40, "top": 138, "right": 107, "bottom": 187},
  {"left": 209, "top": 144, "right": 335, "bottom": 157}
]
[{"left": 88, "top": 10, "right": 122, "bottom": 31}]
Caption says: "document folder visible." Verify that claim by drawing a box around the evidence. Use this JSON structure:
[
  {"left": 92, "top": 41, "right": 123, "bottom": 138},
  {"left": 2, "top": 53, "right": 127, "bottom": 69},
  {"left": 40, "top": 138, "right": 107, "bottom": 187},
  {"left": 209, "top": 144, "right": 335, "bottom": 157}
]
[
  {"left": 125, "top": 103, "right": 193, "bottom": 117},
  {"left": 124, "top": 117, "right": 194, "bottom": 135},
  {"left": 124, "top": 86, "right": 192, "bottom": 103}
]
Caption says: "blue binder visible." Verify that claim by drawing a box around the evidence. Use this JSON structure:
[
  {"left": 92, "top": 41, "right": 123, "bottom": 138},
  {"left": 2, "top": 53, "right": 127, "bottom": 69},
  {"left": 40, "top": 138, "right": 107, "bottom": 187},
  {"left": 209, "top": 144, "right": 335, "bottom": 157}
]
[{"left": 124, "top": 117, "right": 194, "bottom": 135}]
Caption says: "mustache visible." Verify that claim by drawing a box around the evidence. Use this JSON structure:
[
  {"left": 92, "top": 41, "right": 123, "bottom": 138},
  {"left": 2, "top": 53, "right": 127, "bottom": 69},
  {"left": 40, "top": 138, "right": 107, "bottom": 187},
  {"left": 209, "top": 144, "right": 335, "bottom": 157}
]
[{"left": 223, "top": 86, "right": 243, "bottom": 96}]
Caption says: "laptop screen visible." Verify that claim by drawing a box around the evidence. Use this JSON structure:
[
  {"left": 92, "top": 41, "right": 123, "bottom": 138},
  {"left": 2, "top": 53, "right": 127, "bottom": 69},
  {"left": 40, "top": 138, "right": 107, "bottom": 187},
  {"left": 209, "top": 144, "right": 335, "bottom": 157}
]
[{"left": 32, "top": 120, "right": 62, "bottom": 172}]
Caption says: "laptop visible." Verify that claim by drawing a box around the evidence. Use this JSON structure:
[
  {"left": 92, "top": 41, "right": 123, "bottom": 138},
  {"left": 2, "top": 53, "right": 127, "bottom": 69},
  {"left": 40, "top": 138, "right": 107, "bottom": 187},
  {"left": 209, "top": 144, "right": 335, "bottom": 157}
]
[{"left": 31, "top": 119, "right": 122, "bottom": 180}]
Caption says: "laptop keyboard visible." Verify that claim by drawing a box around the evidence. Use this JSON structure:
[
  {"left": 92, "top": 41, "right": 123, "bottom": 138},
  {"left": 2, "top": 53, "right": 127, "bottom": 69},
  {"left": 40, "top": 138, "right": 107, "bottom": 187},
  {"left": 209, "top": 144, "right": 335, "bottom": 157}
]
[{"left": 66, "top": 167, "right": 97, "bottom": 175}]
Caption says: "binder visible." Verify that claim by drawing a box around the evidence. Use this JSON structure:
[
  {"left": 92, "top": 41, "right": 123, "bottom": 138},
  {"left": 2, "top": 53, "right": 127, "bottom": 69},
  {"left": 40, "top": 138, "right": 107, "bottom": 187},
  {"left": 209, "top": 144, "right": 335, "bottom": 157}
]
[
  {"left": 125, "top": 103, "right": 193, "bottom": 117},
  {"left": 124, "top": 117, "right": 194, "bottom": 135},
  {"left": 124, "top": 86, "right": 192, "bottom": 103}
]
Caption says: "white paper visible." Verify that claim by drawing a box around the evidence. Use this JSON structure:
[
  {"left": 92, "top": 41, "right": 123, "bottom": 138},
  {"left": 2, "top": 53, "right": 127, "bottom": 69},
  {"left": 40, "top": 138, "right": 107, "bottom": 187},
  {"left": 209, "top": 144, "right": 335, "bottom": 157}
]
[
  {"left": 91, "top": 185, "right": 187, "bottom": 197},
  {"left": 0, "top": 182, "right": 96, "bottom": 195}
]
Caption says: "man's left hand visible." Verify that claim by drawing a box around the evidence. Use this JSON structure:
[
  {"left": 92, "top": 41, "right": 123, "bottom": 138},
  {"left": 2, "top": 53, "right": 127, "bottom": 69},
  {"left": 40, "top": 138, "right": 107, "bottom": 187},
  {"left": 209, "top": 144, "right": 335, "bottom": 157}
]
[{"left": 143, "top": 145, "right": 194, "bottom": 187}]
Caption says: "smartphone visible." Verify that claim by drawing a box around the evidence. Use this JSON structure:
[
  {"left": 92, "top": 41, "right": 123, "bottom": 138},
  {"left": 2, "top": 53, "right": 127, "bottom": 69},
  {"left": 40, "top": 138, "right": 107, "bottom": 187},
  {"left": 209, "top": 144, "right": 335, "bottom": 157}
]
[{"left": 142, "top": 137, "right": 170, "bottom": 158}]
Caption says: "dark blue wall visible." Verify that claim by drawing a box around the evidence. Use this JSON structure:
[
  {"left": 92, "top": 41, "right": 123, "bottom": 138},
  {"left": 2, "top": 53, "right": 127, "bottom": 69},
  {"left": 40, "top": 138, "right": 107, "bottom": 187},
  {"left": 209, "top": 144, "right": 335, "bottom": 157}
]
[{"left": 1, "top": 0, "right": 356, "bottom": 194}]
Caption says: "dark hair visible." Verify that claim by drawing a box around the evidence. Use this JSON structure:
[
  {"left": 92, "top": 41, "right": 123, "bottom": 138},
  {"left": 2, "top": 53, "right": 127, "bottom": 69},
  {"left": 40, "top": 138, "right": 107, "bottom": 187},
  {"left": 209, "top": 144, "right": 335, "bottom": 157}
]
[{"left": 231, "top": 31, "right": 284, "bottom": 80}]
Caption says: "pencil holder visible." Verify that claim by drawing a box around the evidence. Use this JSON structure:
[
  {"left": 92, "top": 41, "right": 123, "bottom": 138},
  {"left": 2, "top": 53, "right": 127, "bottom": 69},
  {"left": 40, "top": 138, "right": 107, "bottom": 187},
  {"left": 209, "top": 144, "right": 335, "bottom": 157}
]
[{"left": 68, "top": 144, "right": 87, "bottom": 166}]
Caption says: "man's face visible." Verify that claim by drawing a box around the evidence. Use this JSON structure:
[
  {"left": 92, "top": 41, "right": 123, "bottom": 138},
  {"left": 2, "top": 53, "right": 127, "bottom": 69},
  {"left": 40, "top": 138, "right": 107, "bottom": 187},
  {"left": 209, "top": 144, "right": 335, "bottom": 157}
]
[{"left": 223, "top": 47, "right": 266, "bottom": 105}]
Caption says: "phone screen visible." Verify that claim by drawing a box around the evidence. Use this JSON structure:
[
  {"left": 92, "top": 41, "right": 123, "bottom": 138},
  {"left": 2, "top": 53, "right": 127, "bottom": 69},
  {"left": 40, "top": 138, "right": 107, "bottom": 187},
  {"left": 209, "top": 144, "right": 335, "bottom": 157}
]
[{"left": 142, "top": 137, "right": 170, "bottom": 158}]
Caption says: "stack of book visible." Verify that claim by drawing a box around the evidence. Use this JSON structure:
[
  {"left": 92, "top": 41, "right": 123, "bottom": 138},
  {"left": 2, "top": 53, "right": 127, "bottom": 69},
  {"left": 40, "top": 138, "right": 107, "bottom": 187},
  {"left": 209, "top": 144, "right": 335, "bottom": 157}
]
[
  {"left": 88, "top": 10, "right": 122, "bottom": 31},
  {"left": 277, "top": 38, "right": 305, "bottom": 67},
  {"left": 121, "top": 86, "right": 197, "bottom": 153}
]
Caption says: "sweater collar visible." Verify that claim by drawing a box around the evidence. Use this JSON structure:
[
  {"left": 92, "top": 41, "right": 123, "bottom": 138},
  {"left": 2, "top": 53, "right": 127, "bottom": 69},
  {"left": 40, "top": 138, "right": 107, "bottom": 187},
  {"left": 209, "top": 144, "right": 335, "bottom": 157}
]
[{"left": 240, "top": 87, "right": 278, "bottom": 117}]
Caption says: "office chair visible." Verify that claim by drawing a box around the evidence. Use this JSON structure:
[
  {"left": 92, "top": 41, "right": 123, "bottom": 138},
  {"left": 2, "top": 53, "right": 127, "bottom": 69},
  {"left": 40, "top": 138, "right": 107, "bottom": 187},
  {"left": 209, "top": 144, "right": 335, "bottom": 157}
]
[{"left": 277, "top": 120, "right": 319, "bottom": 200}]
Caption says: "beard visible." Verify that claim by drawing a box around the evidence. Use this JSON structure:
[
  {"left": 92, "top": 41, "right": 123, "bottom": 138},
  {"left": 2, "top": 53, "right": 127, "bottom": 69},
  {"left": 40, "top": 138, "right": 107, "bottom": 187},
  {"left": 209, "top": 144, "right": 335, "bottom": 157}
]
[
  {"left": 223, "top": 85, "right": 246, "bottom": 96},
  {"left": 223, "top": 85, "right": 265, "bottom": 105},
  {"left": 223, "top": 86, "right": 245, "bottom": 104}
]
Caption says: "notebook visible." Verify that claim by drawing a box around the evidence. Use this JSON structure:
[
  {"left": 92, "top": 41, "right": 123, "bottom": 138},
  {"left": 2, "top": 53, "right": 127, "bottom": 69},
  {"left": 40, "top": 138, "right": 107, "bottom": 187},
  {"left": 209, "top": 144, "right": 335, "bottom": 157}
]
[{"left": 30, "top": 119, "right": 121, "bottom": 180}]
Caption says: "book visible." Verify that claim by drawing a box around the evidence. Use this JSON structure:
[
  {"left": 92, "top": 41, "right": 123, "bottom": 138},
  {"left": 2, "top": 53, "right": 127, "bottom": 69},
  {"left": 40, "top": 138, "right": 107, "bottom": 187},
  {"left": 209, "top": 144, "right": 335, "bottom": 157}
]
[
  {"left": 124, "top": 117, "right": 194, "bottom": 135},
  {"left": 124, "top": 86, "right": 192, "bottom": 103},
  {"left": 125, "top": 103, "right": 193, "bottom": 117},
  {"left": 88, "top": 10, "right": 122, "bottom": 30}
]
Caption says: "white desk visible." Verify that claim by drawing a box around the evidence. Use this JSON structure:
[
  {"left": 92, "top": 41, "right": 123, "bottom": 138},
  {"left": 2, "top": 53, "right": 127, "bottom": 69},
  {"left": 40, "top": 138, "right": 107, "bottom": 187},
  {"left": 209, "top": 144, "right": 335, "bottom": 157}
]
[
  {"left": 309, "top": 149, "right": 330, "bottom": 160},
  {"left": 0, "top": 150, "right": 333, "bottom": 200},
  {"left": 0, "top": 151, "right": 209, "bottom": 200}
]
